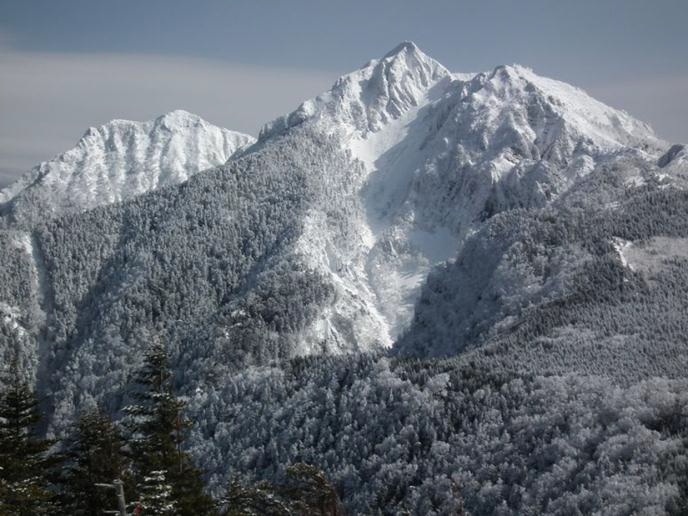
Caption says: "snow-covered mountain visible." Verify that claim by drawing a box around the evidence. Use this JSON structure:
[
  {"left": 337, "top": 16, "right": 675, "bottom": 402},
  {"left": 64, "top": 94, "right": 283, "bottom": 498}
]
[
  {"left": 0, "top": 110, "right": 254, "bottom": 226},
  {"left": 0, "top": 42, "right": 675, "bottom": 360},
  {"left": 258, "top": 41, "right": 667, "bottom": 350},
  {"left": 0, "top": 41, "right": 677, "bottom": 363},
  {"left": 1, "top": 41, "right": 688, "bottom": 514}
]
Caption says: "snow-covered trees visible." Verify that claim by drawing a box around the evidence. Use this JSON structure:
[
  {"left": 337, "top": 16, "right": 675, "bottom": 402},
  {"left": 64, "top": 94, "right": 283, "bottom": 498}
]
[
  {"left": 124, "top": 341, "right": 215, "bottom": 515},
  {"left": 136, "top": 470, "right": 177, "bottom": 515},
  {"left": 183, "top": 356, "right": 687, "bottom": 515},
  {"left": 12, "top": 128, "right": 361, "bottom": 441},
  {"left": 0, "top": 339, "right": 351, "bottom": 514},
  {"left": 398, "top": 175, "right": 688, "bottom": 382}
]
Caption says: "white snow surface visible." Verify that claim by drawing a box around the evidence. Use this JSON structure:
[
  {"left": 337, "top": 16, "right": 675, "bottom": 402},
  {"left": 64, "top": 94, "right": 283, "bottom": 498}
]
[
  {"left": 616, "top": 237, "right": 688, "bottom": 275},
  {"left": 612, "top": 238, "right": 635, "bottom": 270},
  {"left": 0, "top": 110, "right": 254, "bottom": 219}
]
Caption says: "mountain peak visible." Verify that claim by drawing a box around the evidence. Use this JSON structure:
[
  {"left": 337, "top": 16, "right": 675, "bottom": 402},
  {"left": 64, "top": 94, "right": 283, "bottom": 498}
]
[
  {"left": 261, "top": 43, "right": 661, "bottom": 157},
  {"left": 467, "top": 62, "right": 662, "bottom": 154},
  {"left": 376, "top": 41, "right": 448, "bottom": 83},
  {"left": 154, "top": 109, "right": 205, "bottom": 129},
  {"left": 1, "top": 111, "right": 255, "bottom": 224},
  {"left": 383, "top": 40, "right": 421, "bottom": 58},
  {"left": 79, "top": 110, "right": 207, "bottom": 142},
  {"left": 490, "top": 63, "right": 531, "bottom": 79},
  {"left": 259, "top": 42, "right": 449, "bottom": 139}
]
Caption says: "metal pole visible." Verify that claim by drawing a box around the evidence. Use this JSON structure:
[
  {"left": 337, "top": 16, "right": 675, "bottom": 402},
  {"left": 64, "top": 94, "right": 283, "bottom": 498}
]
[
  {"left": 115, "top": 480, "right": 127, "bottom": 516},
  {"left": 95, "top": 479, "right": 128, "bottom": 516}
]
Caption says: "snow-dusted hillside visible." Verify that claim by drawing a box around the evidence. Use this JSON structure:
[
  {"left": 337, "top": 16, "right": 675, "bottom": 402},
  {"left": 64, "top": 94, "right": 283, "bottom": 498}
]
[{"left": 0, "top": 110, "right": 254, "bottom": 225}]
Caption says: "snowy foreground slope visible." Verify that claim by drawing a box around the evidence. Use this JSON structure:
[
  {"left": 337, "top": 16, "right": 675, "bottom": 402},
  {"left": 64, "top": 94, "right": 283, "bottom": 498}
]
[
  {"left": 1, "top": 43, "right": 688, "bottom": 514},
  {"left": 0, "top": 110, "right": 254, "bottom": 226}
]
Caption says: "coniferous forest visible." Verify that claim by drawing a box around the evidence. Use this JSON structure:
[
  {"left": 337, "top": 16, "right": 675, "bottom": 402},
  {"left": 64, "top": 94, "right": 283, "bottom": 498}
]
[{"left": 0, "top": 342, "right": 344, "bottom": 515}]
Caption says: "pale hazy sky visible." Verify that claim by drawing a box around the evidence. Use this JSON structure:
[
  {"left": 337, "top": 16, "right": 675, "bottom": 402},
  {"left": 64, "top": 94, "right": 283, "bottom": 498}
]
[{"left": 1, "top": 0, "right": 686, "bottom": 188}]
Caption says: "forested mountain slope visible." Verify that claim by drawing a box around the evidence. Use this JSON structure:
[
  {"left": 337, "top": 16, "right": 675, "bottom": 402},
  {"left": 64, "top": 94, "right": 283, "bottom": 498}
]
[
  {"left": 1, "top": 42, "right": 687, "bottom": 514},
  {"left": 397, "top": 155, "right": 688, "bottom": 383}
]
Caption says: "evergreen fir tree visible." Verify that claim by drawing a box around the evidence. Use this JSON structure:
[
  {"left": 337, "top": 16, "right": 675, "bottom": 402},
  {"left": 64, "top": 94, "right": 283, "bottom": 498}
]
[
  {"left": 136, "top": 469, "right": 177, "bottom": 515},
  {"left": 57, "top": 407, "right": 130, "bottom": 514},
  {"left": 0, "top": 360, "right": 54, "bottom": 515},
  {"left": 125, "top": 341, "right": 215, "bottom": 515}
]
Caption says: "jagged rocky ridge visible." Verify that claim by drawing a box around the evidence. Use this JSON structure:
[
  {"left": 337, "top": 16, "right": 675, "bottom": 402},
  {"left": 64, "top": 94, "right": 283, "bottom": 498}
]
[
  {"left": 0, "top": 110, "right": 254, "bottom": 226},
  {"left": 1, "top": 43, "right": 688, "bottom": 514},
  {"left": 258, "top": 41, "right": 666, "bottom": 348}
]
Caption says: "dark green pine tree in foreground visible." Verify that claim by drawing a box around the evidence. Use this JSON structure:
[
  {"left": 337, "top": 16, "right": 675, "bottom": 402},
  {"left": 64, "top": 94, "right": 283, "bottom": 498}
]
[
  {"left": 0, "top": 361, "right": 54, "bottom": 515},
  {"left": 125, "top": 341, "right": 216, "bottom": 515},
  {"left": 58, "top": 407, "right": 131, "bottom": 514}
]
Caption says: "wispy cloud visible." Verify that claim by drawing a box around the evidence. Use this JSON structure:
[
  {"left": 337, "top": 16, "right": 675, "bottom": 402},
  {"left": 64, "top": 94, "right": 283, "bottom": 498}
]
[{"left": 0, "top": 48, "right": 338, "bottom": 188}]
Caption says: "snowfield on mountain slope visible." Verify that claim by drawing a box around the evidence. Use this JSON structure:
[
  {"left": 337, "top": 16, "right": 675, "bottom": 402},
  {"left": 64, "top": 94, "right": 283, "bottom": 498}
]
[
  {"left": 0, "top": 110, "right": 255, "bottom": 225},
  {"left": 615, "top": 236, "right": 688, "bottom": 275}
]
